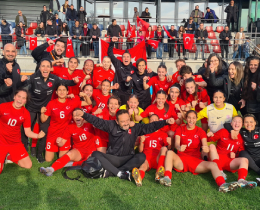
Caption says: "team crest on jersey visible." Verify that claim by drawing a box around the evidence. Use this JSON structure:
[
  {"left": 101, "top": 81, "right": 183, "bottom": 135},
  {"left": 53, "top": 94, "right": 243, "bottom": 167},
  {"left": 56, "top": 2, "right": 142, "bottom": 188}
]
[
  {"left": 158, "top": 137, "right": 162, "bottom": 141},
  {"left": 66, "top": 106, "right": 70, "bottom": 109},
  {"left": 194, "top": 135, "right": 198, "bottom": 138},
  {"left": 17, "top": 69, "right": 20, "bottom": 74},
  {"left": 84, "top": 128, "right": 88, "bottom": 131},
  {"left": 95, "top": 139, "right": 99, "bottom": 145},
  {"left": 19, "top": 116, "right": 24, "bottom": 120},
  {"left": 165, "top": 84, "right": 168, "bottom": 88},
  {"left": 128, "top": 129, "right": 132, "bottom": 134},
  {"left": 108, "top": 77, "right": 112, "bottom": 80},
  {"left": 159, "top": 118, "right": 164, "bottom": 121},
  {"left": 47, "top": 82, "right": 53, "bottom": 87},
  {"left": 254, "top": 134, "right": 259, "bottom": 140},
  {"left": 130, "top": 70, "right": 134, "bottom": 74},
  {"left": 147, "top": 76, "right": 150, "bottom": 80},
  {"left": 164, "top": 114, "right": 168, "bottom": 118}
]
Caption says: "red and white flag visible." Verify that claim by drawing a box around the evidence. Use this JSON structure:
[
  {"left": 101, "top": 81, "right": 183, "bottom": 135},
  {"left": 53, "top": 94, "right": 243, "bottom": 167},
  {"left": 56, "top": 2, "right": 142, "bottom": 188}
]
[
  {"left": 126, "top": 20, "right": 136, "bottom": 38},
  {"left": 65, "top": 38, "right": 75, "bottom": 58},
  {"left": 147, "top": 39, "right": 159, "bottom": 49},
  {"left": 183, "top": 33, "right": 194, "bottom": 50},
  {"left": 136, "top": 17, "right": 150, "bottom": 31},
  {"left": 46, "top": 37, "right": 56, "bottom": 52},
  {"left": 29, "top": 37, "right": 37, "bottom": 50},
  {"left": 163, "top": 26, "right": 174, "bottom": 39},
  {"left": 99, "top": 39, "right": 147, "bottom": 68}
]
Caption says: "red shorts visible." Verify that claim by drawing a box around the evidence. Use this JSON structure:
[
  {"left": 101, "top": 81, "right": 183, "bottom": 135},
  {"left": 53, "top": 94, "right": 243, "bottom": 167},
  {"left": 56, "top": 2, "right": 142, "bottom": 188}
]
[
  {"left": 200, "top": 117, "right": 208, "bottom": 124},
  {"left": 218, "top": 154, "right": 237, "bottom": 173},
  {"left": 46, "top": 138, "right": 71, "bottom": 152},
  {"left": 0, "top": 143, "right": 29, "bottom": 163},
  {"left": 74, "top": 147, "right": 96, "bottom": 160},
  {"left": 174, "top": 154, "right": 203, "bottom": 175},
  {"left": 144, "top": 152, "right": 159, "bottom": 170},
  {"left": 95, "top": 138, "right": 108, "bottom": 148}
]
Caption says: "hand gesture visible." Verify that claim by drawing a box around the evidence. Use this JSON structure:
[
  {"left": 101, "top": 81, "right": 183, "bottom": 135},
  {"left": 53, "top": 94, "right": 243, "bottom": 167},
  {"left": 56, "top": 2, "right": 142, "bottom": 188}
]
[
  {"left": 140, "top": 135, "right": 145, "bottom": 143},
  {"left": 84, "top": 75, "right": 91, "bottom": 81},
  {"left": 209, "top": 64, "right": 215, "bottom": 73},
  {"left": 166, "top": 137, "right": 171, "bottom": 146},
  {"left": 179, "top": 79, "right": 184, "bottom": 86},
  {"left": 191, "top": 100, "right": 197, "bottom": 108},
  {"left": 199, "top": 102, "right": 206, "bottom": 109},
  {"left": 126, "top": 76, "right": 132, "bottom": 83},
  {"left": 239, "top": 99, "right": 245, "bottom": 109},
  {"left": 111, "top": 83, "right": 119, "bottom": 90},
  {"left": 167, "top": 75, "right": 172, "bottom": 82},
  {"left": 166, "top": 118, "right": 175, "bottom": 125},
  {"left": 230, "top": 152, "right": 236, "bottom": 159},
  {"left": 93, "top": 108, "right": 102, "bottom": 115},
  {"left": 21, "top": 75, "right": 28, "bottom": 82},
  {"left": 79, "top": 92, "right": 86, "bottom": 98},
  {"left": 4, "top": 78, "right": 12, "bottom": 87},
  {"left": 143, "top": 76, "right": 148, "bottom": 83},
  {"left": 133, "top": 108, "right": 139, "bottom": 115},
  {"left": 129, "top": 121, "right": 135, "bottom": 127},
  {"left": 67, "top": 93, "right": 75, "bottom": 98},
  {"left": 202, "top": 145, "right": 209, "bottom": 153},
  {"left": 147, "top": 68, "right": 152, "bottom": 73},
  {"left": 48, "top": 39, "right": 55, "bottom": 46},
  {"left": 251, "top": 82, "right": 257, "bottom": 91},
  {"left": 6, "top": 63, "right": 13, "bottom": 73},
  {"left": 207, "top": 131, "right": 214, "bottom": 137},
  {"left": 112, "top": 37, "right": 118, "bottom": 42},
  {"left": 41, "top": 107, "right": 47, "bottom": 114},
  {"left": 175, "top": 103, "right": 181, "bottom": 111},
  {"left": 73, "top": 77, "right": 79, "bottom": 84},
  {"left": 79, "top": 36, "right": 82, "bottom": 40},
  {"left": 38, "top": 131, "right": 45, "bottom": 139},
  {"left": 178, "top": 145, "right": 187, "bottom": 152},
  {"left": 128, "top": 108, "right": 134, "bottom": 116},
  {"left": 75, "top": 109, "right": 84, "bottom": 118}
]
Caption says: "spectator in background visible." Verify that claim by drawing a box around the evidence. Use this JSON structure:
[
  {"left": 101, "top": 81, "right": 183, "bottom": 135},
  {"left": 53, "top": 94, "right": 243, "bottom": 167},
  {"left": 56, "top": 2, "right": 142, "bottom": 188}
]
[
  {"left": 141, "top": 7, "right": 151, "bottom": 23},
  {"left": 177, "top": 26, "right": 187, "bottom": 60},
  {"left": 15, "top": 11, "right": 27, "bottom": 28},
  {"left": 0, "top": 19, "right": 13, "bottom": 48},
  {"left": 133, "top": 7, "right": 139, "bottom": 23},
  {"left": 40, "top": 5, "right": 51, "bottom": 28},
  {"left": 155, "top": 25, "right": 164, "bottom": 59},
  {"left": 71, "top": 20, "right": 83, "bottom": 57},
  {"left": 49, "top": 0, "right": 60, "bottom": 16},
  {"left": 190, "top": 5, "right": 203, "bottom": 29},
  {"left": 81, "top": 23, "right": 90, "bottom": 57},
  {"left": 205, "top": 7, "right": 218, "bottom": 23},
  {"left": 145, "top": 25, "right": 154, "bottom": 59},
  {"left": 52, "top": 13, "right": 62, "bottom": 35},
  {"left": 168, "top": 25, "right": 177, "bottom": 60},
  {"left": 60, "top": 22, "right": 69, "bottom": 36},
  {"left": 60, "top": 0, "right": 69, "bottom": 22},
  {"left": 34, "top": 22, "right": 45, "bottom": 37},
  {"left": 195, "top": 23, "right": 208, "bottom": 60},
  {"left": 15, "top": 21, "right": 27, "bottom": 55},
  {"left": 78, "top": 6, "right": 87, "bottom": 27},
  {"left": 233, "top": 27, "right": 245, "bottom": 60},
  {"left": 107, "top": 19, "right": 122, "bottom": 49},
  {"left": 244, "top": 38, "right": 251, "bottom": 60},
  {"left": 66, "top": 4, "right": 78, "bottom": 35},
  {"left": 225, "top": 0, "right": 238, "bottom": 32},
  {"left": 90, "top": 23, "right": 100, "bottom": 58},
  {"left": 184, "top": 17, "right": 195, "bottom": 34},
  {"left": 136, "top": 31, "right": 144, "bottom": 45},
  {"left": 219, "top": 26, "right": 232, "bottom": 60},
  {"left": 45, "top": 19, "right": 58, "bottom": 39},
  {"left": 126, "top": 24, "right": 134, "bottom": 49}
]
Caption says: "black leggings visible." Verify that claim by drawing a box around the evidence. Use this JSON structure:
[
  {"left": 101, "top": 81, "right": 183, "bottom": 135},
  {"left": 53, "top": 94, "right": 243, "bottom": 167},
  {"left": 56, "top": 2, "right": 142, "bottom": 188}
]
[
  {"left": 92, "top": 151, "right": 146, "bottom": 175},
  {"left": 21, "top": 111, "right": 50, "bottom": 155},
  {"left": 239, "top": 150, "right": 260, "bottom": 175}
]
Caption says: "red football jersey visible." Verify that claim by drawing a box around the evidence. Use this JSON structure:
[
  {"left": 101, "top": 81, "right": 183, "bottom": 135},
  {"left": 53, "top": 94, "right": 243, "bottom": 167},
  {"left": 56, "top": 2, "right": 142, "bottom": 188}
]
[
  {"left": 172, "top": 71, "right": 180, "bottom": 84},
  {"left": 92, "top": 89, "right": 111, "bottom": 110},
  {"left": 167, "top": 98, "right": 186, "bottom": 130},
  {"left": 92, "top": 66, "right": 115, "bottom": 89},
  {"left": 208, "top": 128, "right": 245, "bottom": 156},
  {"left": 175, "top": 125, "right": 207, "bottom": 158},
  {"left": 141, "top": 104, "right": 178, "bottom": 132},
  {"left": 62, "top": 122, "right": 97, "bottom": 151},
  {"left": 147, "top": 76, "right": 173, "bottom": 102},
  {"left": 184, "top": 88, "right": 209, "bottom": 112},
  {"left": 143, "top": 131, "right": 168, "bottom": 156},
  {"left": 45, "top": 96, "right": 81, "bottom": 140},
  {"left": 0, "top": 102, "right": 31, "bottom": 145},
  {"left": 82, "top": 105, "right": 93, "bottom": 114}
]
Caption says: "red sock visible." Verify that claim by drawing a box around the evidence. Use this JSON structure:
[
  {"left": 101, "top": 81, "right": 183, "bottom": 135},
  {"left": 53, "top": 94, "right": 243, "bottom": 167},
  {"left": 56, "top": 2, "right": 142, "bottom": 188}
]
[
  {"left": 215, "top": 176, "right": 225, "bottom": 187},
  {"left": 139, "top": 170, "right": 145, "bottom": 179},
  {"left": 52, "top": 154, "right": 71, "bottom": 171},
  {"left": 212, "top": 159, "right": 222, "bottom": 171},
  {"left": 0, "top": 162, "right": 3, "bottom": 174},
  {"left": 157, "top": 155, "right": 166, "bottom": 170},
  {"left": 164, "top": 170, "right": 172, "bottom": 179},
  {"left": 238, "top": 168, "right": 248, "bottom": 180},
  {"left": 72, "top": 160, "right": 85, "bottom": 166}
]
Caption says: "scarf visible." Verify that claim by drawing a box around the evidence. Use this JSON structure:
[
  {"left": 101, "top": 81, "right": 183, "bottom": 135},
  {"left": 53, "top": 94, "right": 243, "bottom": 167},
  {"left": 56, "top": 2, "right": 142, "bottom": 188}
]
[{"left": 83, "top": 23, "right": 88, "bottom": 36}]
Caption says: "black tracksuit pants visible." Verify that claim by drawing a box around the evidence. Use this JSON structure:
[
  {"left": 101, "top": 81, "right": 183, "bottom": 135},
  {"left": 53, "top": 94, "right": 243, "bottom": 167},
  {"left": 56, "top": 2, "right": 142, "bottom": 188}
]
[
  {"left": 239, "top": 150, "right": 260, "bottom": 175},
  {"left": 92, "top": 151, "right": 146, "bottom": 175}
]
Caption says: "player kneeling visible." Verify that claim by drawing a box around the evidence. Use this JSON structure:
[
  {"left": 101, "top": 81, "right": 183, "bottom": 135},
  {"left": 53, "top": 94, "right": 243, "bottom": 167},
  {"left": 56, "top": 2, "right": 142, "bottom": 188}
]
[
  {"left": 207, "top": 115, "right": 257, "bottom": 189},
  {"left": 40, "top": 108, "right": 99, "bottom": 176},
  {"left": 159, "top": 110, "right": 238, "bottom": 193},
  {"left": 132, "top": 114, "right": 171, "bottom": 186}
]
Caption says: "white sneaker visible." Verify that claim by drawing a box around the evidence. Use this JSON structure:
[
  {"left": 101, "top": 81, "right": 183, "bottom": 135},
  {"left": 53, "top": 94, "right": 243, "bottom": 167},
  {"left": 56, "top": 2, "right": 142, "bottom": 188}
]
[{"left": 221, "top": 171, "right": 227, "bottom": 180}]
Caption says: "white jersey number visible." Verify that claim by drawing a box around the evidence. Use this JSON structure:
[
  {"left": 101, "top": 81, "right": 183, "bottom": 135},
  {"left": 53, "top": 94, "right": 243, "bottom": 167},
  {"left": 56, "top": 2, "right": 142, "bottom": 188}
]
[
  {"left": 227, "top": 144, "right": 234, "bottom": 152},
  {"left": 79, "top": 133, "right": 87, "bottom": 141},
  {"left": 7, "top": 119, "right": 17, "bottom": 126},
  {"left": 188, "top": 139, "right": 192, "bottom": 147},
  {"left": 149, "top": 140, "right": 157, "bottom": 148},
  {"left": 60, "top": 111, "right": 65, "bottom": 119},
  {"left": 98, "top": 103, "right": 106, "bottom": 109}
]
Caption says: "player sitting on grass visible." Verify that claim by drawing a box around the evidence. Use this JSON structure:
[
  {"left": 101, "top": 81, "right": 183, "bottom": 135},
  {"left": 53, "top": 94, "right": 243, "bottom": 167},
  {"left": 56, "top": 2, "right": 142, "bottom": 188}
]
[
  {"left": 159, "top": 110, "right": 239, "bottom": 193},
  {"left": 132, "top": 114, "right": 171, "bottom": 186},
  {"left": 207, "top": 115, "right": 257, "bottom": 188}
]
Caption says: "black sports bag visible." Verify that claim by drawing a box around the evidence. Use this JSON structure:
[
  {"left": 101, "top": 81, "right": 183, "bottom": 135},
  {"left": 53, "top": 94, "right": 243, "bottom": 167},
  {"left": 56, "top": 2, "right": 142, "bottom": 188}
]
[{"left": 63, "top": 156, "right": 104, "bottom": 181}]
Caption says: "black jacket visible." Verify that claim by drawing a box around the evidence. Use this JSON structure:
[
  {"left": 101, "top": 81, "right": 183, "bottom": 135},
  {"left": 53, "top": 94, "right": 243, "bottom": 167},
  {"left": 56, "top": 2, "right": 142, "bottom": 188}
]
[
  {"left": 34, "top": 28, "right": 45, "bottom": 37},
  {"left": 49, "top": 0, "right": 60, "bottom": 11},
  {"left": 224, "top": 123, "right": 260, "bottom": 160},
  {"left": 0, "top": 57, "right": 25, "bottom": 104},
  {"left": 108, "top": 42, "right": 135, "bottom": 95},
  {"left": 141, "top": 11, "right": 150, "bottom": 22},
  {"left": 45, "top": 24, "right": 58, "bottom": 36},
  {"left": 167, "top": 29, "right": 177, "bottom": 43},
  {"left": 225, "top": 5, "right": 238, "bottom": 22},
  {"left": 107, "top": 24, "right": 122, "bottom": 37},
  {"left": 154, "top": 31, "right": 164, "bottom": 43},
  {"left": 25, "top": 70, "right": 76, "bottom": 112},
  {"left": 31, "top": 42, "right": 65, "bottom": 70},
  {"left": 89, "top": 27, "right": 100, "bottom": 41},
  {"left": 66, "top": 8, "right": 78, "bottom": 21},
  {"left": 184, "top": 22, "right": 195, "bottom": 34},
  {"left": 40, "top": 10, "right": 51, "bottom": 23},
  {"left": 195, "top": 29, "right": 208, "bottom": 44},
  {"left": 77, "top": 10, "right": 87, "bottom": 25},
  {"left": 82, "top": 112, "right": 167, "bottom": 156},
  {"left": 219, "top": 30, "right": 232, "bottom": 44},
  {"left": 71, "top": 26, "right": 83, "bottom": 38},
  {"left": 15, "top": 26, "right": 26, "bottom": 47}
]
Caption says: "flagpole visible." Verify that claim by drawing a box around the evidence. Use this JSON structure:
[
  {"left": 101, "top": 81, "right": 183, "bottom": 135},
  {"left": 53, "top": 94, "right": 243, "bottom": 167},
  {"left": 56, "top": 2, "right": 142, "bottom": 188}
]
[{"left": 98, "top": 38, "right": 101, "bottom": 63}]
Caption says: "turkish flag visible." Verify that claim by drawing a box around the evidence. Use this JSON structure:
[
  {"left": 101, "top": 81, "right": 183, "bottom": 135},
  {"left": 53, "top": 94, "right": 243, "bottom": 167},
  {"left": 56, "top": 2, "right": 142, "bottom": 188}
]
[
  {"left": 137, "top": 17, "right": 150, "bottom": 31},
  {"left": 183, "top": 33, "right": 194, "bottom": 50},
  {"left": 126, "top": 20, "right": 136, "bottom": 38},
  {"left": 163, "top": 26, "right": 174, "bottom": 39},
  {"left": 29, "top": 37, "right": 37, "bottom": 50},
  {"left": 147, "top": 39, "right": 159, "bottom": 49},
  {"left": 99, "top": 39, "right": 147, "bottom": 68},
  {"left": 46, "top": 37, "right": 56, "bottom": 52},
  {"left": 65, "top": 38, "right": 75, "bottom": 58}
]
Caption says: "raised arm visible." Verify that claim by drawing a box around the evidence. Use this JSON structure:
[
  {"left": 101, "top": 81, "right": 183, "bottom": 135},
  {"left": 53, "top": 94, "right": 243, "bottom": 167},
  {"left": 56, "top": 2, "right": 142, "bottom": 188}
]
[
  {"left": 136, "top": 119, "right": 172, "bottom": 136},
  {"left": 107, "top": 38, "right": 121, "bottom": 67},
  {"left": 31, "top": 42, "right": 49, "bottom": 63}
]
